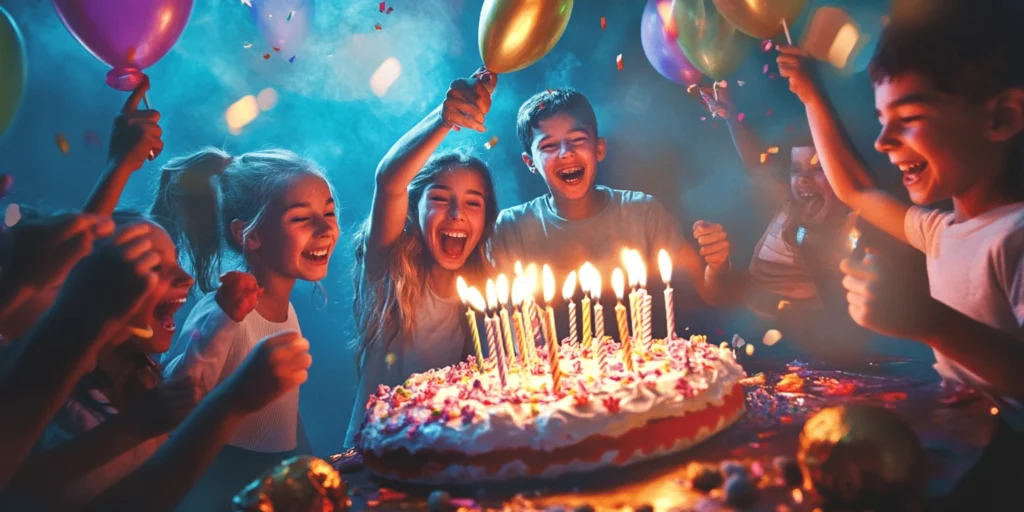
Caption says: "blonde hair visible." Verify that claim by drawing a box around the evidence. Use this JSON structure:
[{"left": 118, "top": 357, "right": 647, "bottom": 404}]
[
  {"left": 351, "top": 151, "right": 498, "bottom": 376},
  {"left": 151, "top": 146, "right": 332, "bottom": 293}
]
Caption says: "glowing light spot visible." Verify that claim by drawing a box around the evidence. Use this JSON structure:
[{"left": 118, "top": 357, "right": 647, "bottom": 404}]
[
  {"left": 54, "top": 133, "right": 70, "bottom": 155},
  {"left": 809, "top": 154, "right": 819, "bottom": 166},
  {"left": 4, "top": 203, "right": 21, "bottom": 227},
  {"left": 763, "top": 329, "right": 783, "bottom": 346},
  {"left": 386, "top": 352, "right": 396, "bottom": 366},
  {"left": 745, "top": 344, "right": 755, "bottom": 356},
  {"left": 991, "top": 407, "right": 999, "bottom": 415},
  {"left": 828, "top": 23, "right": 860, "bottom": 69},
  {"left": 370, "top": 57, "right": 402, "bottom": 97},
  {"left": 225, "top": 95, "right": 260, "bottom": 135},
  {"left": 256, "top": 88, "right": 278, "bottom": 111}
]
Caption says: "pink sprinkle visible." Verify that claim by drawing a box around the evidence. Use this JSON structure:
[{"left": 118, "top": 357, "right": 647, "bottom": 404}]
[
  {"left": 760, "top": 40, "right": 774, "bottom": 52},
  {"left": 737, "top": 113, "right": 746, "bottom": 122},
  {"left": 762, "top": 63, "right": 770, "bottom": 74}
]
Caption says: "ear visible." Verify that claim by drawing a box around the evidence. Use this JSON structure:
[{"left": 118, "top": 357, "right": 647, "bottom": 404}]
[
  {"left": 521, "top": 152, "right": 538, "bottom": 174},
  {"left": 230, "top": 219, "right": 261, "bottom": 251},
  {"left": 596, "top": 137, "right": 607, "bottom": 162},
  {"left": 988, "top": 88, "right": 1024, "bottom": 143}
]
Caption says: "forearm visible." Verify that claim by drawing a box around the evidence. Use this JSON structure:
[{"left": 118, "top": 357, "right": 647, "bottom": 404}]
[
  {"left": 7, "top": 414, "right": 154, "bottom": 494},
  {"left": 375, "top": 105, "right": 451, "bottom": 195},
  {"left": 725, "top": 118, "right": 770, "bottom": 172},
  {"left": 83, "top": 163, "right": 132, "bottom": 215},
  {"left": 922, "top": 303, "right": 1024, "bottom": 398},
  {"left": 83, "top": 386, "right": 244, "bottom": 512},
  {"left": 0, "top": 278, "right": 33, "bottom": 331},
  {"left": 803, "top": 95, "right": 878, "bottom": 206},
  {"left": 699, "top": 264, "right": 744, "bottom": 307}
]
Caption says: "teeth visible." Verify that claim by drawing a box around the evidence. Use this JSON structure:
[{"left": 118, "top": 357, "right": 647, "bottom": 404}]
[
  {"left": 440, "top": 230, "right": 468, "bottom": 239},
  {"left": 898, "top": 162, "right": 926, "bottom": 172},
  {"left": 305, "top": 249, "right": 329, "bottom": 257},
  {"left": 161, "top": 298, "right": 186, "bottom": 306},
  {"left": 557, "top": 167, "right": 584, "bottom": 176}
]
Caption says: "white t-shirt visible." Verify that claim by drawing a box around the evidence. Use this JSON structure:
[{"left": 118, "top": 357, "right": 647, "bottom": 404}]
[
  {"left": 904, "top": 203, "right": 1024, "bottom": 427},
  {"left": 344, "top": 285, "right": 467, "bottom": 447},
  {"left": 163, "top": 293, "right": 302, "bottom": 452}
]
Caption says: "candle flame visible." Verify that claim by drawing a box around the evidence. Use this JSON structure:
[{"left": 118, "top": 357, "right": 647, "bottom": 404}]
[
  {"left": 579, "top": 262, "right": 595, "bottom": 294},
  {"left": 456, "top": 276, "right": 469, "bottom": 305},
  {"left": 496, "top": 274, "right": 510, "bottom": 305},
  {"left": 514, "top": 260, "right": 524, "bottom": 277},
  {"left": 612, "top": 268, "right": 625, "bottom": 300},
  {"left": 592, "top": 271, "right": 602, "bottom": 300},
  {"left": 542, "top": 264, "right": 556, "bottom": 303},
  {"left": 562, "top": 270, "right": 578, "bottom": 301},
  {"left": 511, "top": 277, "right": 524, "bottom": 307},
  {"left": 658, "top": 249, "right": 672, "bottom": 284},
  {"left": 486, "top": 279, "right": 498, "bottom": 312},
  {"left": 635, "top": 250, "right": 647, "bottom": 287},
  {"left": 465, "top": 286, "right": 487, "bottom": 313}
]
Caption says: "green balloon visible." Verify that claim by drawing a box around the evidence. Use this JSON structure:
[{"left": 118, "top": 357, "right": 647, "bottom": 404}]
[
  {"left": 0, "top": 6, "right": 26, "bottom": 138},
  {"left": 673, "top": 0, "right": 755, "bottom": 79}
]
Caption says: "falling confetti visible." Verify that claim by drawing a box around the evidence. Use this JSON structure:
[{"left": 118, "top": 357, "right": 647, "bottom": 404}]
[
  {"left": 379, "top": 1, "right": 385, "bottom": 12},
  {"left": 243, "top": 42, "right": 252, "bottom": 49},
  {"left": 0, "top": 175, "right": 12, "bottom": 199},
  {"left": 616, "top": 54, "right": 623, "bottom": 70},
  {"left": 759, "top": 153, "right": 768, "bottom": 164},
  {"left": 484, "top": 136, "right": 499, "bottom": 150},
  {"left": 760, "top": 39, "right": 774, "bottom": 52},
  {"left": 600, "top": 17, "right": 607, "bottom": 30},
  {"left": 777, "top": 300, "right": 791, "bottom": 311},
  {"left": 767, "top": 146, "right": 779, "bottom": 154},
  {"left": 288, "top": 56, "right": 295, "bottom": 63},
  {"left": 763, "top": 64, "right": 770, "bottom": 74},
  {"left": 731, "top": 334, "right": 746, "bottom": 348},
  {"left": 737, "top": 113, "right": 746, "bottom": 122},
  {"left": 83, "top": 131, "right": 102, "bottom": 148},
  {"left": 809, "top": 154, "right": 819, "bottom": 166},
  {"left": 263, "top": 53, "right": 270, "bottom": 59},
  {"left": 700, "top": 116, "right": 707, "bottom": 121},
  {"left": 374, "top": 23, "right": 382, "bottom": 30},
  {"left": 286, "top": 10, "right": 293, "bottom": 22},
  {"left": 745, "top": 344, "right": 755, "bottom": 356},
  {"left": 763, "top": 329, "right": 783, "bottom": 346},
  {"left": 54, "top": 133, "right": 70, "bottom": 155},
  {"left": 385, "top": 352, "right": 396, "bottom": 366},
  {"left": 273, "top": 47, "right": 280, "bottom": 52},
  {"left": 4, "top": 203, "right": 21, "bottom": 228},
  {"left": 386, "top": 6, "right": 393, "bottom": 14},
  {"left": 736, "top": 80, "right": 745, "bottom": 86}
]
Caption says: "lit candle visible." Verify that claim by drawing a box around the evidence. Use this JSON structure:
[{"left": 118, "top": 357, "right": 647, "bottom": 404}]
[
  {"left": 611, "top": 268, "right": 629, "bottom": 343},
  {"left": 485, "top": 278, "right": 507, "bottom": 386},
  {"left": 592, "top": 270, "right": 605, "bottom": 341},
  {"left": 579, "top": 262, "right": 595, "bottom": 349},
  {"left": 562, "top": 270, "right": 578, "bottom": 345},
  {"left": 658, "top": 249, "right": 675, "bottom": 340},
  {"left": 543, "top": 264, "right": 562, "bottom": 393},
  {"left": 496, "top": 274, "right": 517, "bottom": 366},
  {"left": 637, "top": 254, "right": 652, "bottom": 350},
  {"left": 623, "top": 249, "right": 640, "bottom": 339},
  {"left": 457, "top": 277, "right": 486, "bottom": 372},
  {"left": 511, "top": 278, "right": 529, "bottom": 364},
  {"left": 525, "top": 263, "right": 545, "bottom": 349}
]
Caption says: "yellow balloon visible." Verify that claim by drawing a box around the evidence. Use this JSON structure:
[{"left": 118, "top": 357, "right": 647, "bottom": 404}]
[
  {"left": 478, "top": 0, "right": 574, "bottom": 73},
  {"left": 712, "top": 0, "right": 808, "bottom": 39},
  {"left": 673, "top": 0, "right": 755, "bottom": 79}
]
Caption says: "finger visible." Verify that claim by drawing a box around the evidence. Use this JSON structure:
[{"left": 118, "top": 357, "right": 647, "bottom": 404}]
[
  {"left": 148, "top": 137, "right": 165, "bottom": 161},
  {"left": 697, "top": 230, "right": 728, "bottom": 246},
  {"left": 264, "top": 330, "right": 302, "bottom": 347},
  {"left": 839, "top": 256, "right": 875, "bottom": 280},
  {"left": 473, "top": 80, "right": 492, "bottom": 112},
  {"left": 125, "top": 110, "right": 161, "bottom": 124},
  {"left": 132, "top": 250, "right": 162, "bottom": 275},
  {"left": 113, "top": 222, "right": 153, "bottom": 246},
  {"left": 121, "top": 76, "right": 151, "bottom": 114},
  {"left": 848, "top": 303, "right": 866, "bottom": 325},
  {"left": 776, "top": 45, "right": 809, "bottom": 57},
  {"left": 692, "top": 221, "right": 721, "bottom": 237},
  {"left": 122, "top": 237, "right": 155, "bottom": 260},
  {"left": 455, "top": 104, "right": 485, "bottom": 126},
  {"left": 841, "top": 275, "right": 870, "bottom": 296},
  {"left": 700, "top": 241, "right": 730, "bottom": 257},
  {"left": 57, "top": 231, "right": 95, "bottom": 266},
  {"left": 446, "top": 111, "right": 486, "bottom": 132}
]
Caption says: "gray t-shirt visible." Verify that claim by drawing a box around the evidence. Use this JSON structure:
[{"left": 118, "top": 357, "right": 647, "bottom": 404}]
[{"left": 489, "top": 186, "right": 686, "bottom": 279}]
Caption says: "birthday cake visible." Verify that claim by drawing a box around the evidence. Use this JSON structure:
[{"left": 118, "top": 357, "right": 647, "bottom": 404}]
[{"left": 355, "top": 336, "right": 746, "bottom": 484}]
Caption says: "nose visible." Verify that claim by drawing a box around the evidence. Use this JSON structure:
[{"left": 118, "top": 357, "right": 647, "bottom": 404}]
[
  {"left": 313, "top": 215, "right": 338, "bottom": 238},
  {"left": 558, "top": 140, "right": 576, "bottom": 158},
  {"left": 447, "top": 200, "right": 464, "bottom": 220},
  {"left": 173, "top": 268, "right": 195, "bottom": 290},
  {"left": 874, "top": 121, "right": 900, "bottom": 153},
  {"left": 797, "top": 175, "right": 812, "bottom": 186}
]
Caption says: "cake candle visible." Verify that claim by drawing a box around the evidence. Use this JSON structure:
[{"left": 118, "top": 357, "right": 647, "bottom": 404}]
[
  {"left": 525, "top": 263, "right": 545, "bottom": 349},
  {"left": 580, "top": 262, "right": 595, "bottom": 349},
  {"left": 637, "top": 255, "right": 652, "bottom": 349},
  {"left": 496, "top": 274, "right": 517, "bottom": 365},
  {"left": 592, "top": 270, "right": 605, "bottom": 342},
  {"left": 543, "top": 264, "right": 562, "bottom": 393},
  {"left": 611, "top": 268, "right": 629, "bottom": 343},
  {"left": 511, "top": 277, "right": 529, "bottom": 364},
  {"left": 658, "top": 249, "right": 675, "bottom": 340},
  {"left": 457, "top": 277, "right": 486, "bottom": 372},
  {"left": 485, "top": 279, "right": 507, "bottom": 385},
  {"left": 562, "top": 270, "right": 578, "bottom": 345}
]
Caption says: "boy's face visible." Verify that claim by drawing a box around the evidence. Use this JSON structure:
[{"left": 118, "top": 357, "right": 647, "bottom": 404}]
[
  {"left": 873, "top": 73, "right": 1010, "bottom": 205},
  {"left": 522, "top": 112, "right": 606, "bottom": 202},
  {"left": 790, "top": 146, "right": 841, "bottom": 225}
]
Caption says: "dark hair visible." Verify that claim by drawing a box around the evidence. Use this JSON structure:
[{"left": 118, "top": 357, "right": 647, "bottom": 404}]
[
  {"left": 516, "top": 88, "right": 599, "bottom": 154},
  {"left": 351, "top": 151, "right": 498, "bottom": 377}
]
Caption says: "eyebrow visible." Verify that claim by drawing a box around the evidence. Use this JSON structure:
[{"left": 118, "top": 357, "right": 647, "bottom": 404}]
[
  {"left": 875, "top": 92, "right": 936, "bottom": 116},
  {"left": 536, "top": 127, "right": 592, "bottom": 146},
  {"left": 284, "top": 197, "right": 334, "bottom": 212},
  {"left": 428, "top": 184, "right": 486, "bottom": 198}
]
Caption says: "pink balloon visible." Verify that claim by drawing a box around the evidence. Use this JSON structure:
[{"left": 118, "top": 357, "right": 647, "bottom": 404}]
[{"left": 52, "top": 0, "right": 194, "bottom": 90}]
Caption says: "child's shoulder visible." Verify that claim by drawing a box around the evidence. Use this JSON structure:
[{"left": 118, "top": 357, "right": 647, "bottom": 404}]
[{"left": 495, "top": 195, "right": 548, "bottom": 226}]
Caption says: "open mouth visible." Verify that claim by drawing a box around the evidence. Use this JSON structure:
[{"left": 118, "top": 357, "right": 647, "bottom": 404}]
[
  {"left": 439, "top": 229, "right": 469, "bottom": 260},
  {"left": 556, "top": 166, "right": 585, "bottom": 185},
  {"left": 796, "top": 190, "right": 827, "bottom": 221},
  {"left": 153, "top": 297, "right": 187, "bottom": 333},
  {"left": 897, "top": 161, "right": 927, "bottom": 187},
  {"left": 302, "top": 248, "right": 331, "bottom": 265}
]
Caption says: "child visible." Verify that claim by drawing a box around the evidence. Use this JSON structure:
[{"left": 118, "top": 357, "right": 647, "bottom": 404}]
[
  {"left": 158, "top": 147, "right": 337, "bottom": 508},
  {"left": 489, "top": 88, "right": 738, "bottom": 338},
  {"left": 345, "top": 69, "right": 498, "bottom": 447}
]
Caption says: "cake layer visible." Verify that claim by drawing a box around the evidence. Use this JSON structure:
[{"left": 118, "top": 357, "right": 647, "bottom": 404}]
[{"left": 365, "top": 382, "right": 745, "bottom": 483}]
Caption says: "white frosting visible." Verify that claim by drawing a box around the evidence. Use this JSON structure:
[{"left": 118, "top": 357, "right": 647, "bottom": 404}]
[{"left": 357, "top": 337, "right": 746, "bottom": 480}]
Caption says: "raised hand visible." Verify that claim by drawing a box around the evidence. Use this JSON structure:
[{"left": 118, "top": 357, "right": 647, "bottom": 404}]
[
  {"left": 108, "top": 76, "right": 164, "bottom": 171},
  {"left": 693, "top": 220, "right": 732, "bottom": 275},
  {"left": 440, "top": 67, "right": 498, "bottom": 132},
  {"left": 776, "top": 45, "right": 823, "bottom": 105},
  {"left": 6, "top": 212, "right": 116, "bottom": 292},
  {"left": 840, "top": 252, "right": 938, "bottom": 338},
  {"left": 215, "top": 271, "right": 263, "bottom": 322}
]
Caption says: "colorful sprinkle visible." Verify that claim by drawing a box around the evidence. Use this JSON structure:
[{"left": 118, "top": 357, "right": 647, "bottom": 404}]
[
  {"left": 374, "top": 23, "right": 382, "bottom": 30},
  {"left": 54, "top": 133, "right": 70, "bottom": 154},
  {"left": 288, "top": 56, "right": 296, "bottom": 63},
  {"left": 600, "top": 17, "right": 607, "bottom": 30},
  {"left": 737, "top": 113, "right": 746, "bottom": 122},
  {"left": 761, "top": 39, "right": 774, "bottom": 52},
  {"left": 616, "top": 54, "right": 623, "bottom": 70},
  {"left": 263, "top": 53, "right": 271, "bottom": 59},
  {"left": 379, "top": 1, "right": 385, "bottom": 12},
  {"left": 484, "top": 136, "right": 499, "bottom": 150}
]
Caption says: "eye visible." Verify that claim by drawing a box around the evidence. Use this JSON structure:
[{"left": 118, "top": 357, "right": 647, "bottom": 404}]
[
  {"left": 290, "top": 217, "right": 310, "bottom": 223},
  {"left": 571, "top": 137, "right": 587, "bottom": 144},
  {"left": 540, "top": 144, "right": 557, "bottom": 152},
  {"left": 900, "top": 115, "right": 924, "bottom": 123},
  {"left": 466, "top": 200, "right": 483, "bottom": 208},
  {"left": 325, "top": 211, "right": 336, "bottom": 217}
]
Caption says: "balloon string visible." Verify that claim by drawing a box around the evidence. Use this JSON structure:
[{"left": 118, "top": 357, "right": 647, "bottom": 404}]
[
  {"left": 782, "top": 18, "right": 793, "bottom": 45},
  {"left": 142, "top": 94, "right": 155, "bottom": 160}
]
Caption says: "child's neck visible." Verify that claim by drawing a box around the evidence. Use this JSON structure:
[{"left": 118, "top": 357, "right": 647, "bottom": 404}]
[
  {"left": 549, "top": 187, "right": 607, "bottom": 221},
  {"left": 251, "top": 267, "right": 297, "bottom": 323},
  {"left": 952, "top": 178, "right": 1016, "bottom": 222},
  {"left": 428, "top": 265, "right": 457, "bottom": 299}
]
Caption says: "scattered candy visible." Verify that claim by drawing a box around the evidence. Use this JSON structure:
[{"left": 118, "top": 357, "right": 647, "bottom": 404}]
[
  {"left": 724, "top": 474, "right": 757, "bottom": 507},
  {"left": 746, "top": 344, "right": 755, "bottom": 356},
  {"left": 54, "top": 133, "right": 70, "bottom": 154},
  {"left": 600, "top": 16, "right": 606, "bottom": 30},
  {"left": 763, "top": 329, "right": 783, "bottom": 346},
  {"left": 616, "top": 54, "right": 623, "bottom": 70},
  {"left": 4, "top": 203, "right": 21, "bottom": 227},
  {"left": 484, "top": 136, "right": 499, "bottom": 150}
]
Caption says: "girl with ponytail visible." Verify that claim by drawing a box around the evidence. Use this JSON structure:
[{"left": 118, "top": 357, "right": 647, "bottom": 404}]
[{"left": 157, "top": 146, "right": 337, "bottom": 509}]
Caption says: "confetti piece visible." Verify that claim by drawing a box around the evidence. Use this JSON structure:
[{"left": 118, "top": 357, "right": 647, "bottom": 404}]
[
  {"left": 767, "top": 146, "right": 779, "bottom": 154},
  {"left": 83, "top": 131, "right": 102, "bottom": 148},
  {"left": 759, "top": 153, "right": 768, "bottom": 164},
  {"left": 763, "top": 64, "right": 770, "bottom": 74},
  {"left": 737, "top": 80, "right": 745, "bottom": 86},
  {"left": 616, "top": 54, "right": 623, "bottom": 70},
  {"left": 777, "top": 300, "right": 791, "bottom": 311},
  {"left": 760, "top": 39, "right": 774, "bottom": 52},
  {"left": 0, "top": 175, "right": 12, "bottom": 199},
  {"left": 991, "top": 407, "right": 999, "bottom": 415},
  {"left": 809, "top": 154, "right": 819, "bottom": 166},
  {"left": 484, "top": 136, "right": 499, "bottom": 150},
  {"left": 54, "top": 133, "right": 69, "bottom": 154},
  {"left": 731, "top": 334, "right": 745, "bottom": 348},
  {"left": 273, "top": 47, "right": 280, "bottom": 52},
  {"left": 288, "top": 56, "right": 295, "bottom": 63},
  {"left": 763, "top": 329, "right": 782, "bottom": 346},
  {"left": 737, "top": 113, "right": 745, "bottom": 122},
  {"left": 379, "top": 1, "right": 385, "bottom": 12},
  {"left": 243, "top": 42, "right": 252, "bottom": 49},
  {"left": 263, "top": 53, "right": 270, "bottom": 59},
  {"left": 286, "top": 10, "right": 293, "bottom": 21},
  {"left": 385, "top": 352, "right": 396, "bottom": 366},
  {"left": 600, "top": 16, "right": 607, "bottom": 30},
  {"left": 374, "top": 23, "right": 382, "bottom": 30},
  {"left": 241, "top": 0, "right": 251, "bottom": 6},
  {"left": 386, "top": 7, "right": 393, "bottom": 14},
  {"left": 700, "top": 116, "right": 707, "bottom": 121},
  {"left": 686, "top": 84, "right": 698, "bottom": 93},
  {"left": 4, "top": 203, "right": 21, "bottom": 228}
]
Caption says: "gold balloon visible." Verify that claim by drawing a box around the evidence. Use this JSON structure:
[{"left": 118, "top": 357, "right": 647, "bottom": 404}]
[
  {"left": 478, "top": 0, "right": 574, "bottom": 73},
  {"left": 712, "top": 0, "right": 809, "bottom": 39},
  {"left": 672, "top": 0, "right": 756, "bottom": 79},
  {"left": 798, "top": 405, "right": 925, "bottom": 510}
]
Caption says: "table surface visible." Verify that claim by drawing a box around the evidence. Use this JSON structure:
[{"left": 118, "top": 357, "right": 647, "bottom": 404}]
[{"left": 334, "top": 358, "right": 997, "bottom": 511}]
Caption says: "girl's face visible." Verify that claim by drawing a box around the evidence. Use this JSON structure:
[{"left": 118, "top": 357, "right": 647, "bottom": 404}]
[
  {"left": 126, "top": 220, "right": 194, "bottom": 354},
  {"left": 789, "top": 146, "right": 842, "bottom": 225},
  {"left": 255, "top": 173, "right": 339, "bottom": 282},
  {"left": 417, "top": 167, "right": 488, "bottom": 271}
]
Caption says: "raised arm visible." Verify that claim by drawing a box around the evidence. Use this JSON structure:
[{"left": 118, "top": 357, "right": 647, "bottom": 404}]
[
  {"left": 777, "top": 46, "right": 909, "bottom": 243},
  {"left": 699, "top": 85, "right": 773, "bottom": 174},
  {"left": 366, "top": 69, "right": 496, "bottom": 258}
]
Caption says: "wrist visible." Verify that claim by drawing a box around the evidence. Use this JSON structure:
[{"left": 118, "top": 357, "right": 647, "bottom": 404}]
[{"left": 706, "top": 260, "right": 732, "bottom": 278}]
